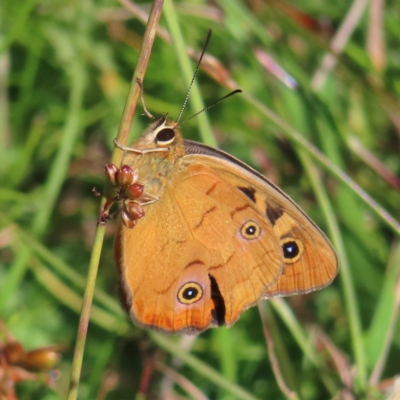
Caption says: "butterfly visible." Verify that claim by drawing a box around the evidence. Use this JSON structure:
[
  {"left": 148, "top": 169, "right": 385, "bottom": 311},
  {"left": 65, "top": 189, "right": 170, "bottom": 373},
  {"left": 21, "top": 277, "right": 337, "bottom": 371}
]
[{"left": 101, "top": 33, "right": 338, "bottom": 335}]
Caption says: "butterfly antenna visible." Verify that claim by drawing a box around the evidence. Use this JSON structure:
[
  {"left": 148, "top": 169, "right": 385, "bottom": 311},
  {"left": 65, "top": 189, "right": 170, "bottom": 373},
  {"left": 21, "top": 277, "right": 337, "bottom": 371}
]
[
  {"left": 179, "top": 89, "right": 242, "bottom": 126},
  {"left": 176, "top": 29, "right": 212, "bottom": 124}
]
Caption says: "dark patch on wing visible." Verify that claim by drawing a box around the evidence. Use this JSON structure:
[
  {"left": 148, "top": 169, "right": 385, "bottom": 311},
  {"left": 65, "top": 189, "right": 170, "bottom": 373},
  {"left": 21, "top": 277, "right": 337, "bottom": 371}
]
[
  {"left": 194, "top": 206, "right": 217, "bottom": 229},
  {"left": 209, "top": 274, "right": 225, "bottom": 326},
  {"left": 237, "top": 186, "right": 256, "bottom": 203},
  {"left": 266, "top": 201, "right": 284, "bottom": 226},
  {"left": 184, "top": 140, "right": 332, "bottom": 240}
]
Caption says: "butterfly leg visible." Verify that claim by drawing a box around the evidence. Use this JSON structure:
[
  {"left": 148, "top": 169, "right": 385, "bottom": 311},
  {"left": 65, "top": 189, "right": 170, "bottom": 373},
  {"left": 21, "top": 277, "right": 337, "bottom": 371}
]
[
  {"left": 137, "top": 192, "right": 159, "bottom": 205},
  {"left": 113, "top": 139, "right": 169, "bottom": 156},
  {"left": 120, "top": 191, "right": 160, "bottom": 228}
]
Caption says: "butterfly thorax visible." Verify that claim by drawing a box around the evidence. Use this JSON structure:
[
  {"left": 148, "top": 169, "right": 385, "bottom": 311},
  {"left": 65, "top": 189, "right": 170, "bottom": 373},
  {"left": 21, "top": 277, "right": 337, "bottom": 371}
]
[{"left": 122, "top": 116, "right": 186, "bottom": 199}]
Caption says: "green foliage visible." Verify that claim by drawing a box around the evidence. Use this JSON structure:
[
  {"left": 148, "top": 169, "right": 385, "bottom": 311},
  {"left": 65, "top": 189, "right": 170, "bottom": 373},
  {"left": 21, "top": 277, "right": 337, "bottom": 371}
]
[{"left": 1, "top": 0, "right": 399, "bottom": 399}]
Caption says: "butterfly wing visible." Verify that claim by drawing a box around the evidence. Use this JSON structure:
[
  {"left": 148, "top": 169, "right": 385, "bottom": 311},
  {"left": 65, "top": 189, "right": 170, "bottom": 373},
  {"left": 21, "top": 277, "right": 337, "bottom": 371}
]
[
  {"left": 115, "top": 140, "right": 337, "bottom": 334},
  {"left": 115, "top": 163, "right": 284, "bottom": 334},
  {"left": 184, "top": 140, "right": 338, "bottom": 298}
]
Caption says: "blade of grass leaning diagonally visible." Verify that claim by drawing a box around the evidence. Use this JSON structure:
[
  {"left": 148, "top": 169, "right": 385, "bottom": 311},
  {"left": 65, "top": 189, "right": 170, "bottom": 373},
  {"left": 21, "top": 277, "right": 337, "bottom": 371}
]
[
  {"left": 242, "top": 93, "right": 400, "bottom": 235},
  {"left": 299, "top": 149, "right": 366, "bottom": 389},
  {"left": 368, "top": 242, "right": 400, "bottom": 385},
  {"left": 271, "top": 298, "right": 338, "bottom": 395}
]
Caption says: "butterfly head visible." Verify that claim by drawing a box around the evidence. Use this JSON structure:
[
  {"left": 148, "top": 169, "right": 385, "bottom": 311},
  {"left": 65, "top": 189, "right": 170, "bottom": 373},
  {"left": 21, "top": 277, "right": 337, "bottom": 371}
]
[{"left": 135, "top": 114, "right": 184, "bottom": 155}]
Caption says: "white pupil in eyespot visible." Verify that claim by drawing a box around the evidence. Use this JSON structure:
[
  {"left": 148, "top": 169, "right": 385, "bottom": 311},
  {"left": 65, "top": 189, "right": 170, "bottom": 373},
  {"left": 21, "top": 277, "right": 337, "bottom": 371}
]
[
  {"left": 184, "top": 288, "right": 198, "bottom": 299},
  {"left": 283, "top": 241, "right": 299, "bottom": 258},
  {"left": 246, "top": 226, "right": 256, "bottom": 235}
]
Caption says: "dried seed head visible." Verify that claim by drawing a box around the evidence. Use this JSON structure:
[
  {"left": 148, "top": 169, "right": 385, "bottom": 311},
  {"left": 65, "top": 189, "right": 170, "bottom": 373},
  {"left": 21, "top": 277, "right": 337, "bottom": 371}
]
[
  {"left": 125, "top": 183, "right": 144, "bottom": 200},
  {"left": 116, "top": 165, "right": 135, "bottom": 187},
  {"left": 104, "top": 164, "right": 119, "bottom": 186}
]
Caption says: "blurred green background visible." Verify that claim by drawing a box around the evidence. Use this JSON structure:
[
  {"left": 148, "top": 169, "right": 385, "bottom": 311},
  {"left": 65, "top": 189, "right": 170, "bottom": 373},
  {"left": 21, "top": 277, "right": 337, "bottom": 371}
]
[{"left": 1, "top": 0, "right": 400, "bottom": 399}]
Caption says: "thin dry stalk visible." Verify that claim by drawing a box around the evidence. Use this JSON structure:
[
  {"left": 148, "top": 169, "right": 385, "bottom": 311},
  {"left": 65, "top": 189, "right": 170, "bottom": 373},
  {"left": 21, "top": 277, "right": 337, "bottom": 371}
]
[
  {"left": 258, "top": 302, "right": 299, "bottom": 400},
  {"left": 311, "top": 0, "right": 369, "bottom": 90},
  {"left": 66, "top": 1, "right": 164, "bottom": 400}
]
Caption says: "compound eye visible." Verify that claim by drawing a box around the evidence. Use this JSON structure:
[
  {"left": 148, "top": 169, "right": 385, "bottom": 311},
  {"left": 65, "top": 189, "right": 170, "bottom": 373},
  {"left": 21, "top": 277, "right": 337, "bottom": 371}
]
[{"left": 155, "top": 128, "right": 175, "bottom": 146}]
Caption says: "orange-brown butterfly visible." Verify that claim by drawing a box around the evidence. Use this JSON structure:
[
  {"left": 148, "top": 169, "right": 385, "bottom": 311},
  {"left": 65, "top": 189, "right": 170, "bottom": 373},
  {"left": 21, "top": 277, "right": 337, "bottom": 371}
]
[{"left": 102, "top": 31, "right": 338, "bottom": 334}]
